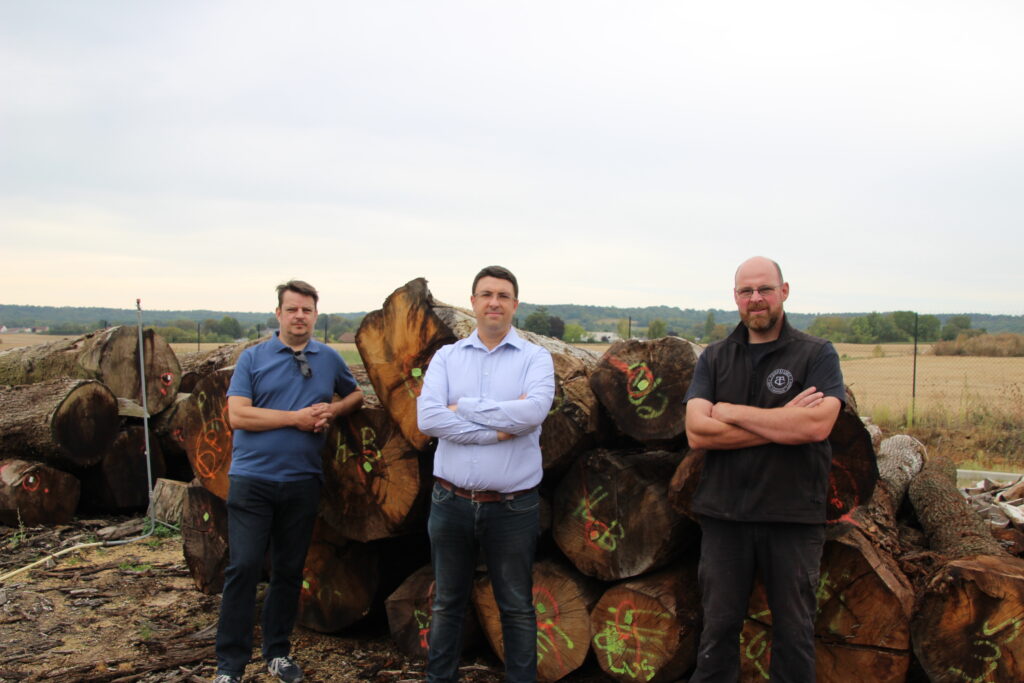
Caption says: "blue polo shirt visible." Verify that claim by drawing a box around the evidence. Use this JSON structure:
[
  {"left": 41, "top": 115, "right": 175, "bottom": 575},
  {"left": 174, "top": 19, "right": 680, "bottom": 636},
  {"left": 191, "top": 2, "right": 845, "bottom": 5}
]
[{"left": 227, "top": 333, "right": 358, "bottom": 482}]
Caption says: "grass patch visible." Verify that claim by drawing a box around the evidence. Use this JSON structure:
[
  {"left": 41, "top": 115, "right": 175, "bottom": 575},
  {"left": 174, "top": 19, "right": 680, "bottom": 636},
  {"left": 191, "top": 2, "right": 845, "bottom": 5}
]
[{"left": 118, "top": 561, "right": 154, "bottom": 572}]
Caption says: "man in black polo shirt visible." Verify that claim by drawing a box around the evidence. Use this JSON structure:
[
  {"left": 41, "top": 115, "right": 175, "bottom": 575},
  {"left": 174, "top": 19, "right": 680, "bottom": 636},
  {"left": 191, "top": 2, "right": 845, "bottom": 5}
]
[{"left": 684, "top": 256, "right": 844, "bottom": 682}]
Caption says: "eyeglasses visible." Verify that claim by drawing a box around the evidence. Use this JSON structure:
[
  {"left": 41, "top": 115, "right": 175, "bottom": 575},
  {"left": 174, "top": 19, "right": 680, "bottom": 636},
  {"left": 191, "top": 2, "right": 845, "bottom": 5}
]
[
  {"left": 293, "top": 350, "right": 312, "bottom": 378},
  {"left": 735, "top": 286, "right": 779, "bottom": 300}
]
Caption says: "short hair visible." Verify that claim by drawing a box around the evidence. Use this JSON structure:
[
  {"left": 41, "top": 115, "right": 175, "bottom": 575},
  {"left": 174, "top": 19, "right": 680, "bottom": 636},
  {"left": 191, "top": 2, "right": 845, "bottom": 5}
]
[
  {"left": 472, "top": 265, "right": 519, "bottom": 299},
  {"left": 276, "top": 280, "right": 319, "bottom": 308}
]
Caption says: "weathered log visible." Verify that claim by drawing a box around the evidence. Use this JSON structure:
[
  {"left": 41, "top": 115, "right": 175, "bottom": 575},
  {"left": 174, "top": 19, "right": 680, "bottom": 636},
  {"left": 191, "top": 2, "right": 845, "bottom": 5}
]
[
  {"left": 384, "top": 564, "right": 483, "bottom": 660},
  {"left": 0, "top": 458, "right": 80, "bottom": 525},
  {"left": 320, "top": 403, "right": 431, "bottom": 542},
  {"left": 739, "top": 527, "right": 914, "bottom": 682},
  {"left": 539, "top": 352, "right": 601, "bottom": 472},
  {"left": 909, "top": 455, "right": 1008, "bottom": 559},
  {"left": 181, "top": 367, "right": 234, "bottom": 501},
  {"left": 588, "top": 337, "right": 698, "bottom": 447},
  {"left": 0, "top": 378, "right": 119, "bottom": 468},
  {"left": 177, "top": 338, "right": 264, "bottom": 393},
  {"left": 148, "top": 477, "right": 189, "bottom": 526},
  {"left": 668, "top": 390, "right": 878, "bottom": 525},
  {"left": 78, "top": 426, "right": 166, "bottom": 512},
  {"left": 590, "top": 564, "right": 700, "bottom": 683},
  {"left": 911, "top": 554, "right": 1024, "bottom": 683},
  {"left": 150, "top": 392, "right": 196, "bottom": 482},
  {"left": 298, "top": 529, "right": 379, "bottom": 632},
  {"left": 0, "top": 326, "right": 181, "bottom": 414},
  {"left": 553, "top": 449, "right": 696, "bottom": 581},
  {"left": 180, "top": 482, "right": 230, "bottom": 594},
  {"left": 355, "top": 278, "right": 459, "bottom": 450},
  {"left": 877, "top": 434, "right": 926, "bottom": 504},
  {"left": 473, "top": 559, "right": 601, "bottom": 682}
]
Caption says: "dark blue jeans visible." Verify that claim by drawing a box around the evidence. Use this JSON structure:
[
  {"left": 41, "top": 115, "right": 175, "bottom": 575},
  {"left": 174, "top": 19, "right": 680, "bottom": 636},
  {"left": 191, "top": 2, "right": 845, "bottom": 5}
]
[
  {"left": 427, "top": 483, "right": 540, "bottom": 683},
  {"left": 690, "top": 517, "right": 825, "bottom": 683},
  {"left": 215, "top": 475, "right": 321, "bottom": 677}
]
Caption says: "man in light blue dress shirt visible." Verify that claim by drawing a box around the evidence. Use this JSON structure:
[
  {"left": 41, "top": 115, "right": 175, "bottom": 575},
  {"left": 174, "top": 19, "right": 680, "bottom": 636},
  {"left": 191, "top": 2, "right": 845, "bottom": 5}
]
[{"left": 417, "top": 265, "right": 555, "bottom": 683}]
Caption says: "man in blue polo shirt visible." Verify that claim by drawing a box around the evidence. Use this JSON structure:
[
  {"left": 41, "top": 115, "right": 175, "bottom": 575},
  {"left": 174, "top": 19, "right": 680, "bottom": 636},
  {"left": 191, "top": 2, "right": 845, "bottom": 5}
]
[{"left": 214, "top": 280, "right": 363, "bottom": 683}]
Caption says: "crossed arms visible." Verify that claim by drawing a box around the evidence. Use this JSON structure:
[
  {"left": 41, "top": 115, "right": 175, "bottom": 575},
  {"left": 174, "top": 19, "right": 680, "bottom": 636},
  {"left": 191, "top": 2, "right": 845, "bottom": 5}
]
[{"left": 685, "top": 386, "right": 841, "bottom": 450}]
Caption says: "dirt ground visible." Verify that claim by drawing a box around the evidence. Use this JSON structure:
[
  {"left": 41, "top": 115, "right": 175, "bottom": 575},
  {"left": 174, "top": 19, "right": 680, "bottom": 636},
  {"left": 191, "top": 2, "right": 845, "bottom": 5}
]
[{"left": 0, "top": 518, "right": 553, "bottom": 683}]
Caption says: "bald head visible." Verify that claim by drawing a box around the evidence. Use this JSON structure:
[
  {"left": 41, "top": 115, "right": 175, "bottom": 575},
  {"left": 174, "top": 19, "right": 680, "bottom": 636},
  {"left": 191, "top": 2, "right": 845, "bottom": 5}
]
[{"left": 735, "top": 257, "right": 783, "bottom": 287}]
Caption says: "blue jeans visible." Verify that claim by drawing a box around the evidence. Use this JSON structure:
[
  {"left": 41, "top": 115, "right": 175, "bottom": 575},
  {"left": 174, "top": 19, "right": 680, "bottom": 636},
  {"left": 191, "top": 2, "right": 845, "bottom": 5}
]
[
  {"left": 215, "top": 475, "right": 321, "bottom": 677},
  {"left": 427, "top": 482, "right": 540, "bottom": 683},
  {"left": 690, "top": 517, "right": 825, "bottom": 683}
]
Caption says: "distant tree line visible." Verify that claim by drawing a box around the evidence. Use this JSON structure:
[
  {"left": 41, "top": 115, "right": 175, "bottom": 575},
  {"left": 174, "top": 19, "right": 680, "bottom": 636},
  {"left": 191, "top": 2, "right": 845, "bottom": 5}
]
[{"left": 807, "top": 312, "right": 977, "bottom": 344}]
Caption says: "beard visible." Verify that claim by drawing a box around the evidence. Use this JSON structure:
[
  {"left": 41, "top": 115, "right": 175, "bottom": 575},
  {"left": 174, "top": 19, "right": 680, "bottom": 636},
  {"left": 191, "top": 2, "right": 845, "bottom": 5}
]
[{"left": 741, "top": 305, "right": 780, "bottom": 332}]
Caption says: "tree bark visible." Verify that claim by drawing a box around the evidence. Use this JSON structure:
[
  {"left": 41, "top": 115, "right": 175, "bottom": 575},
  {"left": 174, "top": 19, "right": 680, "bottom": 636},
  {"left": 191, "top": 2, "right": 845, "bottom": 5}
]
[
  {"left": 181, "top": 367, "right": 234, "bottom": 501},
  {"left": 472, "top": 559, "right": 601, "bottom": 682},
  {"left": 384, "top": 564, "right": 483, "bottom": 660},
  {"left": 553, "top": 449, "right": 696, "bottom": 581},
  {"left": 319, "top": 404, "right": 431, "bottom": 542},
  {"left": 177, "top": 338, "right": 264, "bottom": 393},
  {"left": 297, "top": 530, "right": 379, "bottom": 633},
  {"left": 590, "top": 563, "right": 700, "bottom": 683},
  {"left": 876, "top": 434, "right": 926, "bottom": 504},
  {"left": 148, "top": 477, "right": 189, "bottom": 526},
  {"left": 588, "top": 338, "right": 699, "bottom": 447},
  {"left": 909, "top": 455, "right": 1008, "bottom": 559},
  {"left": 0, "top": 326, "right": 181, "bottom": 414},
  {"left": 77, "top": 426, "right": 166, "bottom": 513},
  {"left": 180, "top": 482, "right": 230, "bottom": 594},
  {"left": 0, "top": 378, "right": 119, "bottom": 468},
  {"left": 354, "top": 278, "right": 459, "bottom": 450},
  {"left": 0, "top": 459, "right": 80, "bottom": 525},
  {"left": 911, "top": 554, "right": 1024, "bottom": 683}
]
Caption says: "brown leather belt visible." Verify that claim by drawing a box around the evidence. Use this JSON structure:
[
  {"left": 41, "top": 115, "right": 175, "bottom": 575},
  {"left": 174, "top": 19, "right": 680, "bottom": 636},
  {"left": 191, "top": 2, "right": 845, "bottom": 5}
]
[{"left": 434, "top": 477, "right": 535, "bottom": 503}]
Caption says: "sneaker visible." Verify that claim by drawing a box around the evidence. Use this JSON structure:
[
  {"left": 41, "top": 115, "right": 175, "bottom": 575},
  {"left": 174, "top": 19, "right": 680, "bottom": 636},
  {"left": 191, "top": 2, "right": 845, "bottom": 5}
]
[
  {"left": 213, "top": 675, "right": 241, "bottom": 683},
  {"left": 267, "top": 656, "right": 305, "bottom": 683}
]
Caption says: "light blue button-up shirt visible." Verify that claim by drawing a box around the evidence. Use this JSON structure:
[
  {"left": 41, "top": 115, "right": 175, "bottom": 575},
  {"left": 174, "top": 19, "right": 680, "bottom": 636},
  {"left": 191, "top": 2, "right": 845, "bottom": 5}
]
[{"left": 417, "top": 327, "right": 555, "bottom": 492}]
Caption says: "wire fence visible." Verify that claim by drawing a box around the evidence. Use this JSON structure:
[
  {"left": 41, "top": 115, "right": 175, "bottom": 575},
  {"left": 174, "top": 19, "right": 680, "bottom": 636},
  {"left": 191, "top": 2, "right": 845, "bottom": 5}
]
[{"left": 835, "top": 342, "right": 1024, "bottom": 427}]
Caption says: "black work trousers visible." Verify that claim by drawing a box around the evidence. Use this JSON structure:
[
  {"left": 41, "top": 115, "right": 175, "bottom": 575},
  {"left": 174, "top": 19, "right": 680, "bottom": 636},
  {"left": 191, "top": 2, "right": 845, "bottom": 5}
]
[{"left": 689, "top": 517, "right": 825, "bottom": 683}]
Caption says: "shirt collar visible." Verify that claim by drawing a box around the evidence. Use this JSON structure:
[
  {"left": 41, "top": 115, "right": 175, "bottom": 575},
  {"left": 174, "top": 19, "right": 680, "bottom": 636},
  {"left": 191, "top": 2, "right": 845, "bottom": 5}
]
[
  {"left": 466, "top": 326, "right": 524, "bottom": 352},
  {"left": 271, "top": 331, "right": 318, "bottom": 354}
]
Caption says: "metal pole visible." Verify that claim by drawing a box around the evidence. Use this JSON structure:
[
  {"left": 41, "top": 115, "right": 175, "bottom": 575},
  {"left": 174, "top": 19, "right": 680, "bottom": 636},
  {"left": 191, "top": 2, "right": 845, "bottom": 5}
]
[
  {"left": 196, "top": 321, "right": 201, "bottom": 351},
  {"left": 135, "top": 300, "right": 155, "bottom": 520},
  {"left": 910, "top": 312, "right": 919, "bottom": 427},
  {"left": 323, "top": 314, "right": 329, "bottom": 343}
]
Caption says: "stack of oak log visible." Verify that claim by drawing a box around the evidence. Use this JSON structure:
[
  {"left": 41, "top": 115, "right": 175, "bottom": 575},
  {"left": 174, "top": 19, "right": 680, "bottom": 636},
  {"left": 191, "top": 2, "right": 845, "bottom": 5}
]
[{"left": 2, "top": 279, "right": 1023, "bottom": 682}]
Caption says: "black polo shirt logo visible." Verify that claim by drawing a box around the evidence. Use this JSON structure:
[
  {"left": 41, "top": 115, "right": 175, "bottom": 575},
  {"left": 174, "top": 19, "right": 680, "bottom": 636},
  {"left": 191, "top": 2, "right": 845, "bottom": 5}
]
[{"left": 767, "top": 368, "right": 794, "bottom": 395}]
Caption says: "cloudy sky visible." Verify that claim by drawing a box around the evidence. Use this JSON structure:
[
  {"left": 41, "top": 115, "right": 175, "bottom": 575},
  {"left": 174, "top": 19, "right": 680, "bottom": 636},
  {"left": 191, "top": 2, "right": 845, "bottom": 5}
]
[{"left": 2, "top": 1, "right": 1021, "bottom": 316}]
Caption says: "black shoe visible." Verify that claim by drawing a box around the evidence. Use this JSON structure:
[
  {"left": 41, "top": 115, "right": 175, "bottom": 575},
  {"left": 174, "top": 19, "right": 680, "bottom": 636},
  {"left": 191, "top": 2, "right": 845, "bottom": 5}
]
[
  {"left": 213, "top": 675, "right": 241, "bottom": 683},
  {"left": 267, "top": 656, "right": 305, "bottom": 683}
]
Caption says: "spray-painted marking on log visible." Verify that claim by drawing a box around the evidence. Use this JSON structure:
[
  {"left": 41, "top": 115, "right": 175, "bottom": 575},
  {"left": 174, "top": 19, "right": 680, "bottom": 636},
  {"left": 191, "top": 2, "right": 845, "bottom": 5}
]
[
  {"left": 946, "top": 614, "right": 1023, "bottom": 682},
  {"left": 740, "top": 610, "right": 772, "bottom": 680},
  {"left": 592, "top": 600, "right": 669, "bottom": 681},
  {"left": 534, "top": 585, "right": 574, "bottom": 676},
  {"left": 332, "top": 426, "right": 383, "bottom": 480},
  {"left": 192, "top": 390, "right": 232, "bottom": 480},
  {"left": 401, "top": 365, "right": 425, "bottom": 399},
  {"left": 159, "top": 371, "right": 175, "bottom": 396},
  {"left": 573, "top": 484, "right": 625, "bottom": 552},
  {"left": 827, "top": 461, "right": 862, "bottom": 526},
  {"left": 605, "top": 356, "right": 668, "bottom": 420},
  {"left": 415, "top": 580, "right": 436, "bottom": 653}
]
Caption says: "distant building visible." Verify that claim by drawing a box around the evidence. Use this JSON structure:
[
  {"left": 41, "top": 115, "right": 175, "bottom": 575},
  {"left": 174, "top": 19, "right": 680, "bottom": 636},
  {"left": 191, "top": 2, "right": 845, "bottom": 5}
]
[
  {"left": 338, "top": 332, "right": 356, "bottom": 343},
  {"left": 581, "top": 331, "right": 621, "bottom": 343}
]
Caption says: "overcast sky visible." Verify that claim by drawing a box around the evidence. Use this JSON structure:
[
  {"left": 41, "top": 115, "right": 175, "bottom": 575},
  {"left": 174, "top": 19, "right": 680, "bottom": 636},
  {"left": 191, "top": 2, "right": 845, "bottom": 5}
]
[{"left": 2, "top": 1, "right": 1022, "bottom": 317}]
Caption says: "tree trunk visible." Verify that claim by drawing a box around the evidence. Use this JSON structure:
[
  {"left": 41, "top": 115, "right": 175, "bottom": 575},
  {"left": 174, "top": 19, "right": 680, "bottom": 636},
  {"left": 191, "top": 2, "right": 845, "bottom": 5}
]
[
  {"left": 150, "top": 392, "right": 197, "bottom": 482},
  {"left": 876, "top": 434, "right": 926, "bottom": 504},
  {"left": 0, "top": 378, "right": 119, "bottom": 468},
  {"left": 739, "top": 527, "right": 914, "bottom": 682},
  {"left": 472, "top": 559, "right": 601, "bottom": 682},
  {"left": 911, "top": 554, "right": 1024, "bottom": 683},
  {"left": 177, "top": 338, "right": 263, "bottom": 393},
  {"left": 384, "top": 564, "right": 483, "bottom": 660},
  {"left": 319, "top": 404, "right": 431, "bottom": 542},
  {"left": 180, "top": 482, "right": 230, "bottom": 594},
  {"left": 590, "top": 563, "right": 700, "bottom": 683},
  {"left": 553, "top": 449, "right": 696, "bottom": 581},
  {"left": 297, "top": 531, "right": 379, "bottom": 633},
  {"left": 0, "top": 459, "right": 80, "bottom": 525},
  {"left": 181, "top": 368, "right": 234, "bottom": 501},
  {"left": 78, "top": 426, "right": 166, "bottom": 512},
  {"left": 148, "top": 477, "right": 189, "bottom": 526},
  {"left": 0, "top": 326, "right": 181, "bottom": 414},
  {"left": 822, "top": 394, "right": 878, "bottom": 524},
  {"left": 539, "top": 352, "right": 601, "bottom": 473},
  {"left": 667, "top": 391, "right": 878, "bottom": 525},
  {"left": 909, "top": 455, "right": 1008, "bottom": 559},
  {"left": 354, "top": 278, "right": 459, "bottom": 450},
  {"left": 588, "top": 338, "right": 699, "bottom": 447}
]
